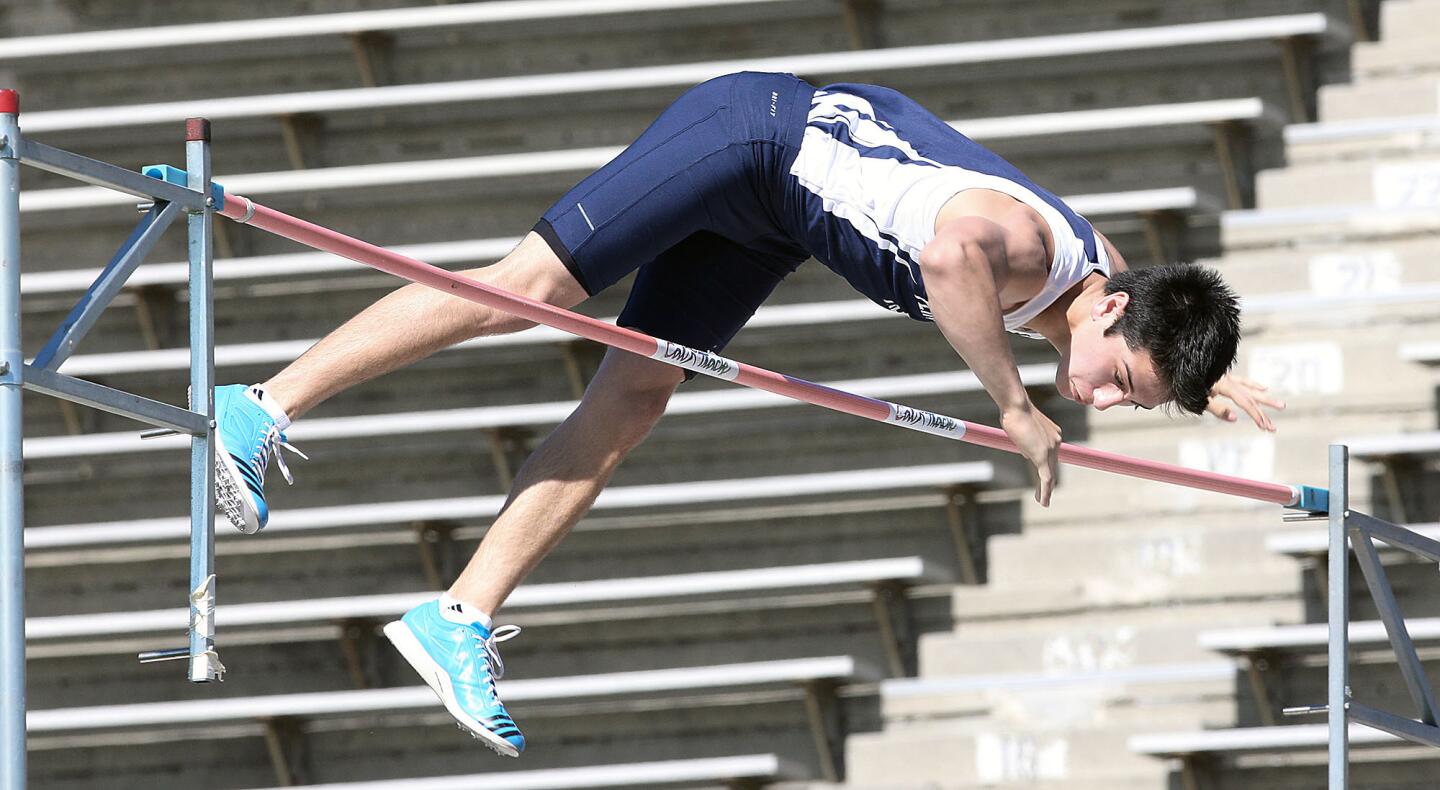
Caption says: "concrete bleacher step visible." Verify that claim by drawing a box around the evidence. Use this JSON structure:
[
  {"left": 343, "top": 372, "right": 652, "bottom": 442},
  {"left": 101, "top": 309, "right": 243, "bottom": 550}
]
[
  {"left": 1282, "top": 115, "right": 1440, "bottom": 165},
  {"left": 876, "top": 660, "right": 1241, "bottom": 722},
  {"left": 1254, "top": 154, "right": 1440, "bottom": 210},
  {"left": 976, "top": 521, "right": 1303, "bottom": 606},
  {"left": 846, "top": 715, "right": 1229, "bottom": 789},
  {"left": 1205, "top": 235, "right": 1440, "bottom": 297},
  {"left": 919, "top": 599, "right": 1305, "bottom": 678},
  {"left": 1317, "top": 73, "right": 1440, "bottom": 121},
  {"left": 1375, "top": 0, "right": 1440, "bottom": 46},
  {"left": 1352, "top": 36, "right": 1440, "bottom": 80}
]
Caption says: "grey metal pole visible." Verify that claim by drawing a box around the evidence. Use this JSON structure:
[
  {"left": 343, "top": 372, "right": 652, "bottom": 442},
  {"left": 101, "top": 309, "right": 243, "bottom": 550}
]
[
  {"left": 0, "top": 89, "right": 27, "bottom": 790},
  {"left": 185, "top": 118, "right": 221, "bottom": 683},
  {"left": 1328, "top": 444, "right": 1350, "bottom": 789}
]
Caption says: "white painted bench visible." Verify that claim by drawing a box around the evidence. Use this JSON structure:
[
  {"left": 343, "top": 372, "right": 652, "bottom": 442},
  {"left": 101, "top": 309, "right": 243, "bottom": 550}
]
[
  {"left": 28, "top": 655, "right": 866, "bottom": 782},
  {"left": 23, "top": 365, "right": 1059, "bottom": 460},
  {"left": 19, "top": 186, "right": 1212, "bottom": 294},
  {"left": 1197, "top": 617, "right": 1440, "bottom": 729},
  {"left": 16, "top": 103, "right": 1266, "bottom": 213},
  {"left": 0, "top": 0, "right": 795, "bottom": 62},
  {"left": 28, "top": 655, "right": 875, "bottom": 732},
  {"left": 27, "top": 555, "right": 944, "bottom": 640},
  {"left": 16, "top": 14, "right": 1339, "bottom": 135},
  {"left": 881, "top": 660, "right": 1239, "bottom": 699},
  {"left": 1266, "top": 523, "right": 1440, "bottom": 559},
  {"left": 1335, "top": 432, "right": 1440, "bottom": 524},
  {"left": 1130, "top": 722, "right": 1401, "bottom": 757},
  {"left": 239, "top": 754, "right": 803, "bottom": 790},
  {"left": 25, "top": 462, "right": 1013, "bottom": 550},
  {"left": 1400, "top": 341, "right": 1440, "bottom": 365},
  {"left": 1201, "top": 617, "right": 1440, "bottom": 655},
  {"left": 1286, "top": 114, "right": 1440, "bottom": 146}
]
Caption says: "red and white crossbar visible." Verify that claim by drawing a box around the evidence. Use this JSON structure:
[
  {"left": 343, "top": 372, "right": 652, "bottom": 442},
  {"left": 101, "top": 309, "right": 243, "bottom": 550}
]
[{"left": 216, "top": 190, "right": 1325, "bottom": 511}]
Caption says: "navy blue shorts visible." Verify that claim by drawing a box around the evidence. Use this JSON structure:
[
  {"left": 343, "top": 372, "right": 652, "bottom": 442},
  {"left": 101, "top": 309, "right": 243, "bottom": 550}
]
[{"left": 533, "top": 71, "right": 815, "bottom": 353}]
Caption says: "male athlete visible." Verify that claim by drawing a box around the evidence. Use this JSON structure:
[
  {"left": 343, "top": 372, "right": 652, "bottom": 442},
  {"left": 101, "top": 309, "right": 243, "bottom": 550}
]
[{"left": 208, "top": 72, "right": 1282, "bottom": 756}]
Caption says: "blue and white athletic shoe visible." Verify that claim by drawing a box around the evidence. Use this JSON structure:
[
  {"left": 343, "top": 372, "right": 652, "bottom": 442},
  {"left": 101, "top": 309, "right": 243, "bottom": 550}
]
[
  {"left": 384, "top": 600, "right": 526, "bottom": 757},
  {"left": 212, "top": 384, "right": 306, "bottom": 534}
]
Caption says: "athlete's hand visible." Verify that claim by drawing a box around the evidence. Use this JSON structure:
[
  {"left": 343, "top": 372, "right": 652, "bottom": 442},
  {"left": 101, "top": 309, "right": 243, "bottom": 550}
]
[
  {"left": 1206, "top": 374, "right": 1286, "bottom": 432},
  {"left": 1001, "top": 404, "right": 1062, "bottom": 507}
]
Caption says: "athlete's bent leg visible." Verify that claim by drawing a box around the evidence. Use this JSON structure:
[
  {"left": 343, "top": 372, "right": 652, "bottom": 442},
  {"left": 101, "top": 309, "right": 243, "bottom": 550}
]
[
  {"left": 449, "top": 348, "right": 684, "bottom": 613},
  {"left": 382, "top": 349, "right": 680, "bottom": 756},
  {"left": 262, "top": 232, "right": 584, "bottom": 421},
  {"left": 211, "top": 232, "right": 585, "bottom": 534}
]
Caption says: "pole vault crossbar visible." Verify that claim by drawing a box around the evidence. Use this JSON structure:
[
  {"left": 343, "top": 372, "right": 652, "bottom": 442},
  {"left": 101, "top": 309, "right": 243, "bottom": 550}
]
[
  {"left": 1, "top": 91, "right": 1433, "bottom": 790},
  {"left": 0, "top": 92, "right": 222, "bottom": 790}
]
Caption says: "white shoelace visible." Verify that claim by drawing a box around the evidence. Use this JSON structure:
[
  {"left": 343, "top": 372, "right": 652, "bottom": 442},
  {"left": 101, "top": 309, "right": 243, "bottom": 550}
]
[
  {"left": 475, "top": 624, "right": 522, "bottom": 679},
  {"left": 253, "top": 424, "right": 308, "bottom": 486}
]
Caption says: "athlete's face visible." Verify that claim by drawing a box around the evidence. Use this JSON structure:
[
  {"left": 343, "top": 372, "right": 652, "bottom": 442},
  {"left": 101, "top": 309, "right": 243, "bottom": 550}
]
[{"left": 1057, "top": 292, "right": 1166, "bottom": 412}]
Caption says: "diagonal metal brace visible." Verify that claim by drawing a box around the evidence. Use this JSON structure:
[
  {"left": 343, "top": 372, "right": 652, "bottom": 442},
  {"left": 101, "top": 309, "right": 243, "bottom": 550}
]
[
  {"left": 1350, "top": 515, "right": 1440, "bottom": 727},
  {"left": 20, "top": 140, "right": 211, "bottom": 209},
  {"left": 31, "top": 201, "right": 183, "bottom": 370},
  {"left": 1349, "top": 510, "right": 1440, "bottom": 564},
  {"left": 21, "top": 364, "right": 206, "bottom": 434},
  {"left": 1349, "top": 702, "right": 1440, "bottom": 748}
]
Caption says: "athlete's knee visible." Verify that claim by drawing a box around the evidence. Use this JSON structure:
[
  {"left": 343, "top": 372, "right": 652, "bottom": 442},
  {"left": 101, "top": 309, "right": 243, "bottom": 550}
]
[
  {"left": 469, "top": 232, "right": 588, "bottom": 308},
  {"left": 587, "top": 352, "right": 683, "bottom": 447}
]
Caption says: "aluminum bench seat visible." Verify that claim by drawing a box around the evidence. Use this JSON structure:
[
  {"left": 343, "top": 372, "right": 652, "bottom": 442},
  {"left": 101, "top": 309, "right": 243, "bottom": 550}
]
[
  {"left": 0, "top": 0, "right": 796, "bottom": 63},
  {"left": 15, "top": 14, "right": 1340, "bottom": 136},
  {"left": 27, "top": 655, "right": 874, "bottom": 734},
  {"left": 240, "top": 754, "right": 804, "bottom": 790},
  {"left": 25, "top": 461, "right": 1013, "bottom": 551}
]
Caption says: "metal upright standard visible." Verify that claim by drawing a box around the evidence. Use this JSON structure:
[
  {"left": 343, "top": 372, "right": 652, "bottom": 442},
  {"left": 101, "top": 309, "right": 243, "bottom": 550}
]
[
  {"left": 0, "top": 90, "right": 222, "bottom": 790},
  {"left": 1318, "top": 444, "right": 1440, "bottom": 784}
]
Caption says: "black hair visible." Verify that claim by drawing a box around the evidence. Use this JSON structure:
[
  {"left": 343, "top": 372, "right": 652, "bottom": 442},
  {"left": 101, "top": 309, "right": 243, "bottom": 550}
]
[{"left": 1103, "top": 265, "right": 1240, "bottom": 415}]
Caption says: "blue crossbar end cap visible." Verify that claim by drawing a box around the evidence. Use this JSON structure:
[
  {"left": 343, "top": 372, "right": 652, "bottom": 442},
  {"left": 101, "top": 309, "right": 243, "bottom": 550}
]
[
  {"left": 1293, "top": 485, "right": 1329, "bottom": 514},
  {"left": 141, "top": 164, "right": 225, "bottom": 210}
]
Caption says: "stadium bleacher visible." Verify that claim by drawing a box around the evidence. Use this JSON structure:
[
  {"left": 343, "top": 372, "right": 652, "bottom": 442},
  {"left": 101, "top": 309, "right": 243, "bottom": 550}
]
[{"left": 12, "top": 0, "right": 1440, "bottom": 787}]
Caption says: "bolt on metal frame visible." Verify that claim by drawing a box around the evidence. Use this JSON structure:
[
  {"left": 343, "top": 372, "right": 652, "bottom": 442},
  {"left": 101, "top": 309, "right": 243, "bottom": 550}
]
[
  {"left": 1, "top": 90, "right": 222, "bottom": 790},
  {"left": 2, "top": 84, "right": 1439, "bottom": 789}
]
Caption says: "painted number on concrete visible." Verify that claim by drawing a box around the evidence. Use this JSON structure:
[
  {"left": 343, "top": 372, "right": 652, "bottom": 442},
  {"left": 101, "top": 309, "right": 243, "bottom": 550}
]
[
  {"left": 1041, "top": 628, "right": 1137, "bottom": 674},
  {"left": 1179, "top": 436, "right": 1276, "bottom": 481},
  {"left": 976, "top": 734, "right": 1069, "bottom": 783},
  {"left": 1308, "top": 252, "right": 1402, "bottom": 296},
  {"left": 1247, "top": 342, "right": 1343, "bottom": 396},
  {"left": 1375, "top": 161, "right": 1440, "bottom": 209}
]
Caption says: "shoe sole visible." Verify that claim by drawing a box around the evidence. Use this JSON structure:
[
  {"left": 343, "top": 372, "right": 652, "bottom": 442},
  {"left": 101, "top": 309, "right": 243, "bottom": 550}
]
[
  {"left": 212, "top": 429, "right": 262, "bottom": 535},
  {"left": 383, "top": 620, "right": 521, "bottom": 758}
]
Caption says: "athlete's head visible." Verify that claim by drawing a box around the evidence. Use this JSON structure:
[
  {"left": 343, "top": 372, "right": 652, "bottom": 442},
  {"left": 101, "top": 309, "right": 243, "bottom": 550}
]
[{"left": 1062, "top": 264, "right": 1240, "bottom": 415}]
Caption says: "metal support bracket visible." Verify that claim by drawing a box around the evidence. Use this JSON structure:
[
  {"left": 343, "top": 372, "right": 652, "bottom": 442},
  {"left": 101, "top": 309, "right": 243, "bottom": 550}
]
[
  {"left": 278, "top": 113, "right": 327, "bottom": 171},
  {"left": 1139, "top": 210, "right": 1185, "bottom": 266},
  {"left": 347, "top": 31, "right": 395, "bottom": 88},
  {"left": 337, "top": 618, "right": 380, "bottom": 690},
  {"left": 840, "top": 0, "right": 883, "bottom": 49},
  {"left": 485, "top": 425, "right": 535, "bottom": 490},
  {"left": 1275, "top": 35, "right": 1318, "bottom": 123},
  {"left": 560, "top": 339, "right": 606, "bottom": 400},
  {"left": 1208, "top": 121, "right": 1255, "bottom": 211},
  {"left": 801, "top": 679, "right": 845, "bottom": 782},
  {"left": 262, "top": 716, "right": 308, "bottom": 786},
  {"left": 32, "top": 201, "right": 183, "bottom": 370},
  {"left": 867, "top": 580, "right": 916, "bottom": 678},
  {"left": 943, "top": 486, "right": 981, "bottom": 585},
  {"left": 1242, "top": 652, "right": 1279, "bottom": 727},
  {"left": 413, "top": 519, "right": 459, "bottom": 590}
]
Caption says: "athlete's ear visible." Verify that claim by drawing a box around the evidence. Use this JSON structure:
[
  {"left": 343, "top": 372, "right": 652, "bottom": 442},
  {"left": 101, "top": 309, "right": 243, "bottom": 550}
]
[{"left": 1091, "top": 291, "right": 1129, "bottom": 327}]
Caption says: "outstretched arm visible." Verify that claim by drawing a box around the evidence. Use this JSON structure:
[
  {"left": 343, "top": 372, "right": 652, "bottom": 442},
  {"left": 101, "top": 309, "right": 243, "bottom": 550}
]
[{"left": 921, "top": 216, "right": 1062, "bottom": 506}]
